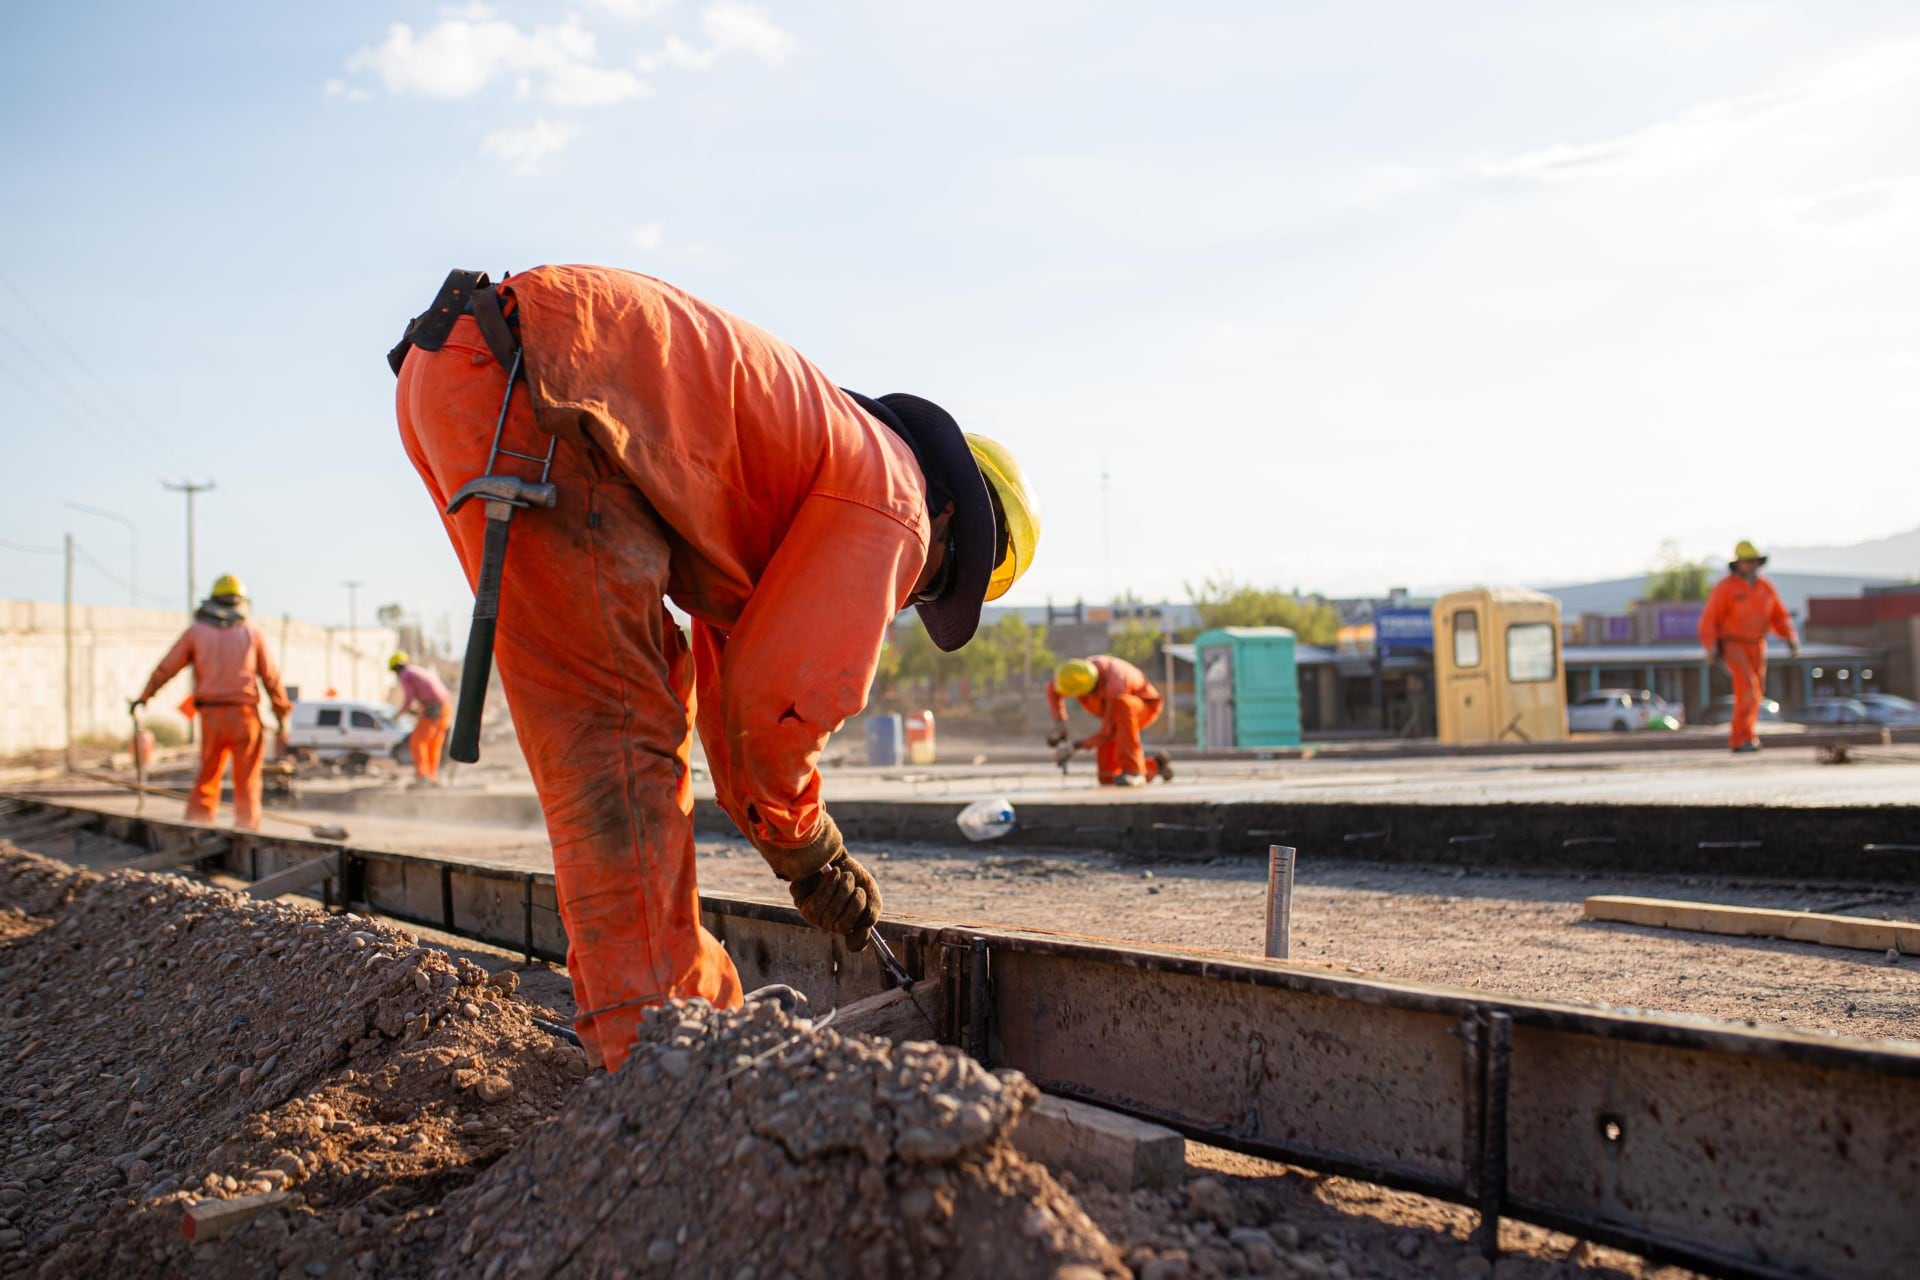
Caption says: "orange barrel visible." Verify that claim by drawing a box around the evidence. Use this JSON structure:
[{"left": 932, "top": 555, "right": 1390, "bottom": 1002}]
[{"left": 904, "top": 710, "right": 937, "bottom": 764}]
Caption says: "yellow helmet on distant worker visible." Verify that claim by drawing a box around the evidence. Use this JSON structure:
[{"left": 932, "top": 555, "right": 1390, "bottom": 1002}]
[
  {"left": 1055, "top": 658, "right": 1098, "bottom": 698},
  {"left": 209, "top": 573, "right": 246, "bottom": 600},
  {"left": 388, "top": 652, "right": 410, "bottom": 671},
  {"left": 1733, "top": 540, "right": 1766, "bottom": 564},
  {"left": 967, "top": 435, "right": 1042, "bottom": 602}
]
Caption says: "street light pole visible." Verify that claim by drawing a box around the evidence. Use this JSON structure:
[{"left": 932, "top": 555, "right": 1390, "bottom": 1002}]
[
  {"left": 64, "top": 501, "right": 137, "bottom": 607},
  {"left": 343, "top": 580, "right": 365, "bottom": 699},
  {"left": 162, "top": 479, "right": 214, "bottom": 615}
]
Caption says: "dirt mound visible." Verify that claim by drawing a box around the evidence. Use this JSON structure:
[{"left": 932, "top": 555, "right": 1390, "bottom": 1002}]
[
  {"left": 0, "top": 845, "right": 587, "bottom": 1278},
  {"left": 403, "top": 997, "right": 1126, "bottom": 1278}
]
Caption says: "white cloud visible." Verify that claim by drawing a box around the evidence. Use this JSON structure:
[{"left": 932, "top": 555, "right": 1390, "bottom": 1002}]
[
  {"left": 482, "top": 119, "right": 580, "bottom": 174},
  {"left": 1481, "top": 38, "right": 1920, "bottom": 185},
  {"left": 635, "top": 2, "right": 793, "bottom": 72},
  {"left": 322, "top": 78, "right": 372, "bottom": 103},
  {"left": 342, "top": 8, "right": 648, "bottom": 105},
  {"left": 702, "top": 2, "right": 794, "bottom": 65},
  {"left": 630, "top": 222, "right": 665, "bottom": 250},
  {"left": 583, "top": 0, "right": 678, "bottom": 18}
]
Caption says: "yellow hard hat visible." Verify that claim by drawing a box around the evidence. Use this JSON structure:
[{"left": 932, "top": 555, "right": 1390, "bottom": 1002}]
[
  {"left": 1055, "top": 658, "right": 1098, "bottom": 698},
  {"left": 209, "top": 573, "right": 246, "bottom": 599},
  {"left": 388, "top": 652, "right": 410, "bottom": 671},
  {"left": 967, "top": 434, "right": 1041, "bottom": 602},
  {"left": 1733, "top": 540, "right": 1766, "bottom": 563}
]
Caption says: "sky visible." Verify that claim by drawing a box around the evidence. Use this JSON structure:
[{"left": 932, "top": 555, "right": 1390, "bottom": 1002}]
[{"left": 3, "top": 1, "right": 1918, "bottom": 640}]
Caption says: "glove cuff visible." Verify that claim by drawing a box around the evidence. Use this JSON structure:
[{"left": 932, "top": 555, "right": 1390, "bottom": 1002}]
[{"left": 756, "top": 814, "right": 844, "bottom": 882}]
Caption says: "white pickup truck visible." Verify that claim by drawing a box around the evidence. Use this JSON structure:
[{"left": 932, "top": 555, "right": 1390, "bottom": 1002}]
[{"left": 285, "top": 698, "right": 412, "bottom": 771}]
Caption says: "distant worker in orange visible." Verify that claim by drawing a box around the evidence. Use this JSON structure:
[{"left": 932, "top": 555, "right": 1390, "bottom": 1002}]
[
  {"left": 1046, "top": 656, "right": 1174, "bottom": 786},
  {"left": 133, "top": 574, "right": 291, "bottom": 829},
  {"left": 389, "top": 652, "right": 453, "bottom": 785},
  {"left": 1699, "top": 540, "right": 1799, "bottom": 753},
  {"left": 389, "top": 265, "right": 1041, "bottom": 1071}
]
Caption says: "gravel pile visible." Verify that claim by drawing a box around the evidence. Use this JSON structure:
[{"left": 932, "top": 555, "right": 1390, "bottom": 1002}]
[{"left": 0, "top": 845, "right": 585, "bottom": 1278}]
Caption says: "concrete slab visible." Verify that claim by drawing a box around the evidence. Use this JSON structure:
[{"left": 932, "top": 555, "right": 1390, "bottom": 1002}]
[{"left": 1011, "top": 1093, "right": 1186, "bottom": 1191}]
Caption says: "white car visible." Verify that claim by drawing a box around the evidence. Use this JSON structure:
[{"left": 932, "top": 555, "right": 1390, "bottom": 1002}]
[
  {"left": 1567, "top": 688, "right": 1684, "bottom": 733},
  {"left": 285, "top": 699, "right": 413, "bottom": 770}
]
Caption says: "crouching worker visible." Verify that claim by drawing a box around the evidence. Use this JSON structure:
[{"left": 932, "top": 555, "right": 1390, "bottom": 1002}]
[
  {"left": 390, "top": 265, "right": 1041, "bottom": 1070},
  {"left": 1046, "top": 655, "right": 1173, "bottom": 786}
]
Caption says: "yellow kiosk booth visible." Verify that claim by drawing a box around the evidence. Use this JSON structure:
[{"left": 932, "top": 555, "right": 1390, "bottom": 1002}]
[{"left": 1432, "top": 587, "right": 1567, "bottom": 744}]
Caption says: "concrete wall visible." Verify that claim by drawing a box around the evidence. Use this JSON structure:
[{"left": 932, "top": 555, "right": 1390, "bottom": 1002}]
[{"left": 0, "top": 599, "right": 399, "bottom": 754}]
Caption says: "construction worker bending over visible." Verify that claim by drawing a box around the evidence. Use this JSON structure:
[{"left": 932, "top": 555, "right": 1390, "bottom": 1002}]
[
  {"left": 1699, "top": 540, "right": 1799, "bottom": 753},
  {"left": 390, "top": 652, "right": 453, "bottom": 784},
  {"left": 1047, "top": 655, "right": 1173, "bottom": 786},
  {"left": 390, "top": 265, "right": 1041, "bottom": 1071},
  {"left": 133, "top": 574, "right": 291, "bottom": 830}
]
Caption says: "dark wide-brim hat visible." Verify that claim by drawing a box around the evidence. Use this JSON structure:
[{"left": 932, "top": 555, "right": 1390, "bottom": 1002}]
[{"left": 846, "top": 391, "right": 995, "bottom": 652}]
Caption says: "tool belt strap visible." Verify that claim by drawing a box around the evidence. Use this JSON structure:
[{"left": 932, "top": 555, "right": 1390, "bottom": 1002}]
[{"left": 387, "top": 269, "right": 522, "bottom": 377}]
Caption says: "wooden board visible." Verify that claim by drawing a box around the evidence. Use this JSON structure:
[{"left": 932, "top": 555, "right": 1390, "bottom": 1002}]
[{"left": 1583, "top": 894, "right": 1920, "bottom": 954}]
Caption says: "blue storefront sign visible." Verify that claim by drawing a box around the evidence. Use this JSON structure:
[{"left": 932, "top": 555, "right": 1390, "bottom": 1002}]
[
  {"left": 1375, "top": 607, "right": 1435, "bottom": 654},
  {"left": 1652, "top": 604, "right": 1705, "bottom": 642}
]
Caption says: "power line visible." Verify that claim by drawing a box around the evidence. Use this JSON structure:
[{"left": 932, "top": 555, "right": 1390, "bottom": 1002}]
[
  {"left": 0, "top": 535, "right": 62, "bottom": 555},
  {"left": 0, "top": 270, "right": 181, "bottom": 463},
  {"left": 0, "top": 349, "right": 122, "bottom": 454},
  {"left": 71, "top": 543, "right": 171, "bottom": 607}
]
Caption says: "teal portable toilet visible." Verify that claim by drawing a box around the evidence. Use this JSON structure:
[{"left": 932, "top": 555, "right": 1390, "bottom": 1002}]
[{"left": 1192, "top": 628, "right": 1301, "bottom": 749}]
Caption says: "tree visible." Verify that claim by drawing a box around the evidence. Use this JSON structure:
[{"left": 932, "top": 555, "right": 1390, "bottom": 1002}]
[
  {"left": 1108, "top": 619, "right": 1163, "bottom": 669},
  {"left": 1645, "top": 541, "right": 1712, "bottom": 602},
  {"left": 1184, "top": 576, "right": 1341, "bottom": 645}
]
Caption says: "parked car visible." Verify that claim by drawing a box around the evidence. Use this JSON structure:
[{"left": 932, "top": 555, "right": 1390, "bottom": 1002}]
[
  {"left": 286, "top": 698, "right": 412, "bottom": 771},
  {"left": 1567, "top": 688, "right": 1685, "bottom": 732},
  {"left": 1698, "top": 696, "right": 1782, "bottom": 726},
  {"left": 1790, "top": 697, "right": 1872, "bottom": 727},
  {"left": 1857, "top": 693, "right": 1920, "bottom": 728}
]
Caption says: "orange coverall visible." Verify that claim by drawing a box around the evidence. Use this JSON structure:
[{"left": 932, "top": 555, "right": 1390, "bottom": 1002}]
[
  {"left": 1046, "top": 655, "right": 1165, "bottom": 783},
  {"left": 1698, "top": 573, "right": 1797, "bottom": 748},
  {"left": 139, "top": 619, "right": 291, "bottom": 829},
  {"left": 397, "top": 266, "right": 929, "bottom": 1071}
]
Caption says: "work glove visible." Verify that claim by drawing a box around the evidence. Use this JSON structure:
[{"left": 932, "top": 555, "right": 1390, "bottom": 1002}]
[
  {"left": 1045, "top": 726, "right": 1069, "bottom": 748},
  {"left": 1789, "top": 640, "right": 1802, "bottom": 659},
  {"left": 789, "top": 855, "right": 881, "bottom": 951},
  {"left": 754, "top": 814, "right": 881, "bottom": 949},
  {"left": 1053, "top": 744, "right": 1075, "bottom": 767},
  {"left": 129, "top": 697, "right": 146, "bottom": 714}
]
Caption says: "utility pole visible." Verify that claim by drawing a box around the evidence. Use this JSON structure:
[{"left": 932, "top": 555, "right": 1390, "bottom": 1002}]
[
  {"left": 64, "top": 534, "right": 75, "bottom": 771},
  {"left": 343, "top": 580, "right": 365, "bottom": 699},
  {"left": 65, "top": 501, "right": 137, "bottom": 607},
  {"left": 162, "top": 479, "right": 215, "bottom": 615}
]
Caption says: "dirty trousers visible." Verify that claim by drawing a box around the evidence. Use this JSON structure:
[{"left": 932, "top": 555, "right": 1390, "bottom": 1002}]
[
  {"left": 1722, "top": 639, "right": 1767, "bottom": 749},
  {"left": 1095, "top": 694, "right": 1163, "bottom": 783},
  {"left": 189, "top": 704, "right": 264, "bottom": 829},
  {"left": 397, "top": 318, "right": 743, "bottom": 1071},
  {"left": 410, "top": 707, "right": 450, "bottom": 782}
]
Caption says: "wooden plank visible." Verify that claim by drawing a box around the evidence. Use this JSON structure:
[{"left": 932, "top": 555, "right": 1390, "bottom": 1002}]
[
  {"left": 831, "top": 986, "right": 944, "bottom": 1043},
  {"left": 247, "top": 852, "right": 340, "bottom": 899},
  {"left": 180, "top": 1190, "right": 299, "bottom": 1242},
  {"left": 1012, "top": 1093, "right": 1186, "bottom": 1191},
  {"left": 1584, "top": 895, "right": 1920, "bottom": 955},
  {"left": 110, "top": 834, "right": 227, "bottom": 872}
]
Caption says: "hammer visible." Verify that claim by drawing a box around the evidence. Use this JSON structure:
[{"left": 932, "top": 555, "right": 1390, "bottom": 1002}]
[{"left": 444, "top": 474, "right": 557, "bottom": 762}]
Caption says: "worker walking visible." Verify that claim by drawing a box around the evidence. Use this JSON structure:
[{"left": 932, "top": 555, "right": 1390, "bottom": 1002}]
[
  {"left": 390, "top": 265, "right": 1040, "bottom": 1071},
  {"left": 390, "top": 652, "right": 453, "bottom": 784},
  {"left": 133, "top": 574, "right": 291, "bottom": 829},
  {"left": 1046, "top": 655, "right": 1173, "bottom": 786},
  {"left": 1699, "top": 540, "right": 1799, "bottom": 753}
]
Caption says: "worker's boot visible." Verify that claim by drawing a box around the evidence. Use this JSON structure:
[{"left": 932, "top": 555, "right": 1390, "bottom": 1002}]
[
  {"left": 1114, "top": 773, "right": 1147, "bottom": 787},
  {"left": 744, "top": 984, "right": 808, "bottom": 1015},
  {"left": 1152, "top": 750, "right": 1174, "bottom": 783},
  {"left": 1732, "top": 740, "right": 1763, "bottom": 754}
]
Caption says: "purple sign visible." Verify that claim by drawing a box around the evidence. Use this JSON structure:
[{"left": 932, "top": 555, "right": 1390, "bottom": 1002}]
[
  {"left": 1604, "top": 616, "right": 1634, "bottom": 643},
  {"left": 1653, "top": 604, "right": 1704, "bottom": 642}
]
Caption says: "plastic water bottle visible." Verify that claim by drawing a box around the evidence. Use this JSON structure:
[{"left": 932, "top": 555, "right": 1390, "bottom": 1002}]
[{"left": 956, "top": 796, "right": 1017, "bottom": 842}]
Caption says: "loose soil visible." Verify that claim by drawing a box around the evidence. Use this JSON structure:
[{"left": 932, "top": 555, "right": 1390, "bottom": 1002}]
[{"left": 0, "top": 837, "right": 1701, "bottom": 1278}]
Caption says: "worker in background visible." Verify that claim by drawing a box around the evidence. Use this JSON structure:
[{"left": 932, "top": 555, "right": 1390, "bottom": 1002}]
[
  {"left": 1699, "top": 540, "right": 1799, "bottom": 753},
  {"left": 133, "top": 574, "right": 291, "bottom": 829},
  {"left": 1046, "top": 655, "right": 1174, "bottom": 786},
  {"left": 389, "top": 652, "right": 453, "bottom": 785},
  {"left": 391, "top": 264, "right": 1041, "bottom": 1071}
]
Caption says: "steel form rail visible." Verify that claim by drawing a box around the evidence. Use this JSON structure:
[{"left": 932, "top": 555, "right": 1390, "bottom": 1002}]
[{"left": 3, "top": 795, "right": 1917, "bottom": 1280}]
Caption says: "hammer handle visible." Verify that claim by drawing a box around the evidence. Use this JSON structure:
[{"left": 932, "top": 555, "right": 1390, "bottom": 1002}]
[{"left": 450, "top": 516, "right": 511, "bottom": 763}]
